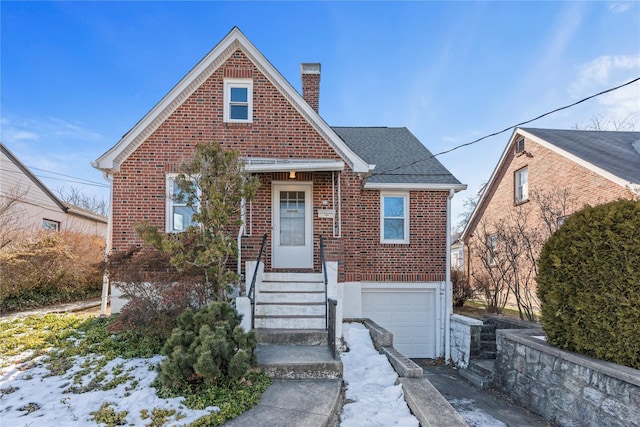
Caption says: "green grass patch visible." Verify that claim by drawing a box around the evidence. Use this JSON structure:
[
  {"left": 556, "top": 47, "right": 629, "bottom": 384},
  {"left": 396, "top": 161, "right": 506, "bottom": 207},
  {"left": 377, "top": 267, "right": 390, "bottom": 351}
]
[{"left": 156, "top": 371, "right": 271, "bottom": 426}]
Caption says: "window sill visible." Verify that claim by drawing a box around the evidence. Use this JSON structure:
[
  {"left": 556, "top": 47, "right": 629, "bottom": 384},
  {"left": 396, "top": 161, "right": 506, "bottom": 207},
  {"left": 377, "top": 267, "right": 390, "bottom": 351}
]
[{"left": 514, "top": 199, "right": 530, "bottom": 207}]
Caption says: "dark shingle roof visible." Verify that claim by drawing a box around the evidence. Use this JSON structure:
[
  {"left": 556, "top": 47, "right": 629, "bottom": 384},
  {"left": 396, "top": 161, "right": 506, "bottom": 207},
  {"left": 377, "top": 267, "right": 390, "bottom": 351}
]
[
  {"left": 521, "top": 128, "right": 640, "bottom": 184},
  {"left": 332, "top": 127, "right": 462, "bottom": 186}
]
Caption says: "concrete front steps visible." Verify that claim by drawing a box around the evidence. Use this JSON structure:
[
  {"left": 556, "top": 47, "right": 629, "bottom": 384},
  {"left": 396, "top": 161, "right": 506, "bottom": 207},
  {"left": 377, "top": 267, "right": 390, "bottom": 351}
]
[
  {"left": 255, "top": 272, "right": 326, "bottom": 329},
  {"left": 255, "top": 329, "right": 342, "bottom": 380}
]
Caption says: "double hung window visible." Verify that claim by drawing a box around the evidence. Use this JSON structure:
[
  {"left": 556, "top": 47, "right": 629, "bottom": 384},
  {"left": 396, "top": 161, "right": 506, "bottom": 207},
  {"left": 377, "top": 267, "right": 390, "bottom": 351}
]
[
  {"left": 381, "top": 193, "right": 409, "bottom": 243},
  {"left": 515, "top": 167, "right": 528, "bottom": 204},
  {"left": 224, "top": 79, "right": 253, "bottom": 123},
  {"left": 487, "top": 234, "right": 498, "bottom": 266},
  {"left": 167, "top": 175, "right": 199, "bottom": 232}
]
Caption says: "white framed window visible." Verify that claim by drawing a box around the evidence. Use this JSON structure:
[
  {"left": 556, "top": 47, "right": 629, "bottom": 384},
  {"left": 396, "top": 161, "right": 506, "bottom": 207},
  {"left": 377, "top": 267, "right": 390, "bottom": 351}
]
[
  {"left": 42, "top": 219, "right": 60, "bottom": 231},
  {"left": 487, "top": 234, "right": 498, "bottom": 266},
  {"left": 223, "top": 78, "right": 253, "bottom": 123},
  {"left": 380, "top": 193, "right": 409, "bottom": 244},
  {"left": 515, "top": 137, "right": 525, "bottom": 154},
  {"left": 515, "top": 167, "right": 528, "bottom": 204},
  {"left": 166, "top": 174, "right": 199, "bottom": 232}
]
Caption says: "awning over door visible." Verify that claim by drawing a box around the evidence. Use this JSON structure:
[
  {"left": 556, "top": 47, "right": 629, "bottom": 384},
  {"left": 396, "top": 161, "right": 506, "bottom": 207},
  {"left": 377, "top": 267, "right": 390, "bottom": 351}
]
[{"left": 243, "top": 158, "right": 344, "bottom": 173}]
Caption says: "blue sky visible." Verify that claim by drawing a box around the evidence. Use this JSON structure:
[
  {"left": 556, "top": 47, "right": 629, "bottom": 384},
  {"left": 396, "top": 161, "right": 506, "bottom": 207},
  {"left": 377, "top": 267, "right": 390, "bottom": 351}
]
[{"left": 2, "top": 1, "right": 639, "bottom": 223}]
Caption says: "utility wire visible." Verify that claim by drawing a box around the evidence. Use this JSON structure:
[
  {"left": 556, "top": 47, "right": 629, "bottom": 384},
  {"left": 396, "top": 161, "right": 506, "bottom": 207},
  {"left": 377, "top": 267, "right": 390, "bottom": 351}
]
[
  {"left": 0, "top": 167, "right": 110, "bottom": 188},
  {"left": 369, "top": 76, "right": 640, "bottom": 178},
  {"left": 26, "top": 165, "right": 109, "bottom": 187}
]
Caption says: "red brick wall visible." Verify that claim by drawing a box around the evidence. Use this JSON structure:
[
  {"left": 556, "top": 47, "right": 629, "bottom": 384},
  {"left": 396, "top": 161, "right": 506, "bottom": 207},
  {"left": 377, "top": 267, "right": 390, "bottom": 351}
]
[
  {"left": 110, "top": 48, "right": 449, "bottom": 283},
  {"left": 465, "top": 134, "right": 637, "bottom": 282}
]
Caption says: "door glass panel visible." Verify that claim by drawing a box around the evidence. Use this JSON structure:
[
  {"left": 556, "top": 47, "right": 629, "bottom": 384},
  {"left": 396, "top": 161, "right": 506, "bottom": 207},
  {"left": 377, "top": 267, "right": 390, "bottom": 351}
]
[{"left": 280, "top": 191, "right": 305, "bottom": 246}]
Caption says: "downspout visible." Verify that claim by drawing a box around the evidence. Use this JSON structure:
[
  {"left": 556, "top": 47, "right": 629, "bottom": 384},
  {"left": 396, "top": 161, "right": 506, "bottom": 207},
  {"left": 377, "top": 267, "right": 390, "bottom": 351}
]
[
  {"left": 100, "top": 173, "right": 113, "bottom": 316},
  {"left": 237, "top": 224, "right": 244, "bottom": 278},
  {"left": 445, "top": 188, "right": 454, "bottom": 362}
]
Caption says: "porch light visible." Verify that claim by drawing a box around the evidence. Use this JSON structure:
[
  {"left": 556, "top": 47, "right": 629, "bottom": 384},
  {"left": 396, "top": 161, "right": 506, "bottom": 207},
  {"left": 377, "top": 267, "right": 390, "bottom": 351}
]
[{"left": 289, "top": 171, "right": 296, "bottom": 179}]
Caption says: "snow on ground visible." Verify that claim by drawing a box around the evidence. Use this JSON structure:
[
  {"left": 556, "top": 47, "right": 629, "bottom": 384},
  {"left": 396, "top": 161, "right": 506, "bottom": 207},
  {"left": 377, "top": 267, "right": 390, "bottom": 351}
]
[
  {"left": 340, "top": 322, "right": 419, "bottom": 427},
  {"left": 448, "top": 398, "right": 506, "bottom": 427},
  {"left": 0, "top": 354, "right": 218, "bottom": 426}
]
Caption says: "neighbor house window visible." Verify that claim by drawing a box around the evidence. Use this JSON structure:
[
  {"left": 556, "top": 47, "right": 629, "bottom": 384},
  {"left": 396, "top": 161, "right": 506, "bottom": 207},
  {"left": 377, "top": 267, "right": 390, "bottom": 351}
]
[
  {"left": 515, "top": 167, "right": 528, "bottom": 204},
  {"left": 224, "top": 79, "right": 253, "bottom": 123},
  {"left": 487, "top": 234, "right": 498, "bottom": 266},
  {"left": 166, "top": 174, "right": 199, "bottom": 232},
  {"left": 381, "top": 193, "right": 409, "bottom": 243},
  {"left": 515, "top": 137, "right": 525, "bottom": 154},
  {"left": 557, "top": 215, "right": 568, "bottom": 228},
  {"left": 42, "top": 219, "right": 60, "bottom": 231}
]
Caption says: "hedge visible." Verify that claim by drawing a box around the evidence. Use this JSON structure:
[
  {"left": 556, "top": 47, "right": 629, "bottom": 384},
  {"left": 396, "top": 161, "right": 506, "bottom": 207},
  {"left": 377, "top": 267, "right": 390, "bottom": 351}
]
[{"left": 537, "top": 199, "right": 640, "bottom": 369}]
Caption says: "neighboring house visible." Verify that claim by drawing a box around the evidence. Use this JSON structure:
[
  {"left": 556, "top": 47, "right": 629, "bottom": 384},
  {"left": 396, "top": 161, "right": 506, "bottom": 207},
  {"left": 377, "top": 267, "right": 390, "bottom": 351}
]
[
  {"left": 93, "top": 27, "right": 465, "bottom": 358},
  {"left": 462, "top": 127, "right": 640, "bottom": 291},
  {"left": 0, "top": 142, "right": 108, "bottom": 240},
  {"left": 450, "top": 232, "right": 464, "bottom": 271}
]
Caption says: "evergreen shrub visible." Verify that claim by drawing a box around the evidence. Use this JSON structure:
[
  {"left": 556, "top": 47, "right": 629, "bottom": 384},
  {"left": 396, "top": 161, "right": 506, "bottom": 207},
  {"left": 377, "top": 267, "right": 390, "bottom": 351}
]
[
  {"left": 537, "top": 199, "right": 640, "bottom": 369},
  {"left": 157, "top": 302, "right": 257, "bottom": 392}
]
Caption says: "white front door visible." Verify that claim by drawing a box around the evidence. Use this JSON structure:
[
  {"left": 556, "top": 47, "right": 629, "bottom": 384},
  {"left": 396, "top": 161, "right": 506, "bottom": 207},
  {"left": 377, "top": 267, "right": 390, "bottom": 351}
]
[{"left": 272, "top": 183, "right": 313, "bottom": 269}]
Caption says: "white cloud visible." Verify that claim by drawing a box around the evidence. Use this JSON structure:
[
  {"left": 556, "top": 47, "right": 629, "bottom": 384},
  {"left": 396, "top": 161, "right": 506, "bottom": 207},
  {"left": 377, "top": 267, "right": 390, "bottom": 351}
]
[
  {"left": 4, "top": 129, "right": 39, "bottom": 142},
  {"left": 572, "top": 55, "right": 640, "bottom": 93},
  {"left": 609, "top": 2, "right": 633, "bottom": 14},
  {"left": 1, "top": 115, "right": 102, "bottom": 145},
  {"left": 570, "top": 55, "right": 640, "bottom": 127}
]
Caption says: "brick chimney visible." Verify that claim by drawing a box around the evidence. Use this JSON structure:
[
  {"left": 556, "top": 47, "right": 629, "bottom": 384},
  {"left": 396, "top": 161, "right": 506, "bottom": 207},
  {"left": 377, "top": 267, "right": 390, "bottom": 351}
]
[{"left": 301, "top": 63, "right": 321, "bottom": 113}]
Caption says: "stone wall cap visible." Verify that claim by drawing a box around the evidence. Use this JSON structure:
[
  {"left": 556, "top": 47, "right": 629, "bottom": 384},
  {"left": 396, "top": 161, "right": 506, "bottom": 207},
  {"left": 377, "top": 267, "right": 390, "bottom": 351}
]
[
  {"left": 450, "top": 314, "right": 483, "bottom": 326},
  {"left": 498, "top": 328, "right": 640, "bottom": 387}
]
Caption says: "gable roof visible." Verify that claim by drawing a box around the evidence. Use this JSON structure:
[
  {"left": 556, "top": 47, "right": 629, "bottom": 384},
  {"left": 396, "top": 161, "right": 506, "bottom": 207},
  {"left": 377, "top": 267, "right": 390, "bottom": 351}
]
[
  {"left": 1, "top": 143, "right": 108, "bottom": 223},
  {"left": 92, "top": 27, "right": 370, "bottom": 175},
  {"left": 520, "top": 127, "right": 640, "bottom": 185},
  {"left": 1, "top": 142, "right": 67, "bottom": 212},
  {"left": 333, "top": 127, "right": 465, "bottom": 190},
  {"left": 461, "top": 127, "right": 640, "bottom": 241}
]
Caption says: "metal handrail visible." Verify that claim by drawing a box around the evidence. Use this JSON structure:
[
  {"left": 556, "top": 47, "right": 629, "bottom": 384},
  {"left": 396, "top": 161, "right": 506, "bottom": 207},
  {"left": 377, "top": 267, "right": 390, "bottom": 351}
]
[
  {"left": 328, "top": 298, "right": 338, "bottom": 359},
  {"left": 248, "top": 234, "right": 267, "bottom": 303},
  {"left": 319, "top": 235, "right": 329, "bottom": 328}
]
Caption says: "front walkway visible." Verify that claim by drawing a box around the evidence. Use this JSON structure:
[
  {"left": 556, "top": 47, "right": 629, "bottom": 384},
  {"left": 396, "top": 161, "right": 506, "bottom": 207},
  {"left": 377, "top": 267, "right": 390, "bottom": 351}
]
[{"left": 414, "top": 362, "right": 548, "bottom": 427}]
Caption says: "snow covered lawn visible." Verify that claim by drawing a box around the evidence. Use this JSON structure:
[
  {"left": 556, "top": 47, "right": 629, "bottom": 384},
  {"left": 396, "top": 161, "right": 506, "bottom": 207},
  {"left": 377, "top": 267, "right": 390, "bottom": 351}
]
[
  {"left": 340, "top": 322, "right": 419, "bottom": 427},
  {"left": 0, "top": 313, "right": 268, "bottom": 427},
  {"left": 0, "top": 354, "right": 217, "bottom": 426}
]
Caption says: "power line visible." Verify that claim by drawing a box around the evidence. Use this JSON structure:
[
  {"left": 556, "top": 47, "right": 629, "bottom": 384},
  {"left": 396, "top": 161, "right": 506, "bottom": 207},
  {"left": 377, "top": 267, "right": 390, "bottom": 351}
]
[
  {"left": 26, "top": 165, "right": 109, "bottom": 187},
  {"left": 369, "top": 76, "right": 640, "bottom": 178},
  {"left": 0, "top": 168, "right": 110, "bottom": 188}
]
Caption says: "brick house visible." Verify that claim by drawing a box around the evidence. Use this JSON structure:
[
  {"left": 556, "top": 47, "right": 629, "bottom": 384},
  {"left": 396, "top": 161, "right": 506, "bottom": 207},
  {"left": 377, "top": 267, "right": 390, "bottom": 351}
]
[
  {"left": 93, "top": 27, "right": 465, "bottom": 358},
  {"left": 1, "top": 142, "right": 107, "bottom": 239},
  {"left": 461, "top": 127, "right": 640, "bottom": 301}
]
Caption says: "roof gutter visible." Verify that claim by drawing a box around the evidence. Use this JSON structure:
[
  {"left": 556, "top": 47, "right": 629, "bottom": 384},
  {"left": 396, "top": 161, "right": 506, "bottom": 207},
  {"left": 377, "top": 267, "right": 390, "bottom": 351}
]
[{"left": 364, "top": 182, "right": 467, "bottom": 191}]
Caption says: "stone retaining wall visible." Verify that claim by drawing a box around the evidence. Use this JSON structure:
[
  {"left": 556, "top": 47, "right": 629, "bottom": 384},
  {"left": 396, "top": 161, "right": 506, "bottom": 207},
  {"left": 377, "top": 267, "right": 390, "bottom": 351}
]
[
  {"left": 495, "top": 328, "right": 640, "bottom": 427},
  {"left": 449, "top": 314, "right": 482, "bottom": 368},
  {"left": 482, "top": 314, "right": 539, "bottom": 330}
]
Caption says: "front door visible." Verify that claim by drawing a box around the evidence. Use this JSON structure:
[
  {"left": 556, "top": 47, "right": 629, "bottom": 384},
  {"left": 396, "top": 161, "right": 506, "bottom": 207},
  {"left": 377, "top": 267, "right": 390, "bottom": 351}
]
[{"left": 272, "top": 182, "right": 313, "bottom": 269}]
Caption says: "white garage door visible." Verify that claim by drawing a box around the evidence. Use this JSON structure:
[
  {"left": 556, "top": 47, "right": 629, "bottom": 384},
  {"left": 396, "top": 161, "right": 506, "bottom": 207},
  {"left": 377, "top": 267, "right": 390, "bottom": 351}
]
[{"left": 362, "top": 289, "right": 437, "bottom": 358}]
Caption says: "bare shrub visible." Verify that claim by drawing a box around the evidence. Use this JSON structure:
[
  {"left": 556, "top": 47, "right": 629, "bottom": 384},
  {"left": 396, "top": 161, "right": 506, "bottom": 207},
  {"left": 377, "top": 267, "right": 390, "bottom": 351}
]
[
  {"left": 451, "top": 269, "right": 474, "bottom": 307},
  {"left": 106, "top": 247, "right": 209, "bottom": 341},
  {"left": 0, "top": 230, "right": 105, "bottom": 311}
]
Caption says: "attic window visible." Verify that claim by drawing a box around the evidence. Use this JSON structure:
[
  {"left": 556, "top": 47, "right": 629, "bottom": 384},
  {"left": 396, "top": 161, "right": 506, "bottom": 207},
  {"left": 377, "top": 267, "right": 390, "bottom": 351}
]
[
  {"left": 224, "top": 79, "right": 253, "bottom": 123},
  {"left": 515, "top": 137, "right": 525, "bottom": 154}
]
